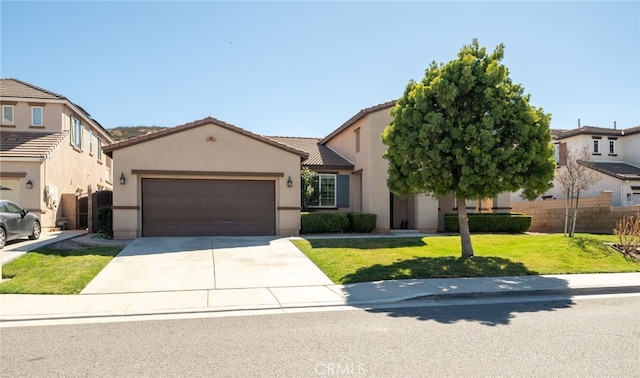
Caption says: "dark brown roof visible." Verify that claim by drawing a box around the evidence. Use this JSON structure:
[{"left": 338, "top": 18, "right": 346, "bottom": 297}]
[
  {"left": 581, "top": 161, "right": 640, "bottom": 181},
  {"left": 0, "top": 78, "right": 67, "bottom": 100},
  {"left": 102, "top": 116, "right": 309, "bottom": 159},
  {"left": 320, "top": 100, "right": 396, "bottom": 145},
  {"left": 269, "top": 136, "right": 354, "bottom": 169},
  {"left": 554, "top": 125, "right": 640, "bottom": 140},
  {"left": 0, "top": 131, "right": 68, "bottom": 159}
]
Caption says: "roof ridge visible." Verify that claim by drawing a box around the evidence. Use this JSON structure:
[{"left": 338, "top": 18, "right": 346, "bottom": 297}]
[{"left": 320, "top": 99, "right": 397, "bottom": 144}]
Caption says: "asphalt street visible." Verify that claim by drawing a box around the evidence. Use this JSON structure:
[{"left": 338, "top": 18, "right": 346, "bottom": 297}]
[{"left": 2, "top": 294, "right": 638, "bottom": 377}]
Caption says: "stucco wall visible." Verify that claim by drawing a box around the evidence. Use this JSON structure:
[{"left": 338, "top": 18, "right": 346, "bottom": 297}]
[
  {"left": 111, "top": 122, "right": 303, "bottom": 238},
  {"left": 622, "top": 134, "right": 640, "bottom": 166}
]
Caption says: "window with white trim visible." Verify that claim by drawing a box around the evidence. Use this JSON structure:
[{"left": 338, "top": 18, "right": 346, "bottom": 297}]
[
  {"left": 89, "top": 130, "right": 94, "bottom": 155},
  {"left": 71, "top": 116, "right": 83, "bottom": 149},
  {"left": 592, "top": 139, "right": 600, "bottom": 154},
  {"left": 97, "top": 138, "right": 103, "bottom": 162},
  {"left": 309, "top": 174, "right": 336, "bottom": 208},
  {"left": 2, "top": 105, "right": 14, "bottom": 124},
  {"left": 609, "top": 139, "right": 616, "bottom": 155},
  {"left": 31, "top": 106, "right": 43, "bottom": 126}
]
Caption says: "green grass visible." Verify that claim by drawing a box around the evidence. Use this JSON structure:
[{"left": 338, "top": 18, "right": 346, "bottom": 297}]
[
  {"left": 292, "top": 233, "right": 640, "bottom": 284},
  {"left": 0, "top": 246, "right": 121, "bottom": 294}
]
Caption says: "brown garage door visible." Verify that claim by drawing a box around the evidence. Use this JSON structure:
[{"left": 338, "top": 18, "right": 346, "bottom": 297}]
[{"left": 142, "top": 179, "right": 275, "bottom": 236}]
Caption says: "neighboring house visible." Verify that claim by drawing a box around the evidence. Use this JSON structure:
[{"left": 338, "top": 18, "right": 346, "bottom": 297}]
[
  {"left": 512, "top": 125, "right": 640, "bottom": 206},
  {"left": 103, "top": 117, "right": 308, "bottom": 239},
  {"left": 0, "top": 78, "right": 115, "bottom": 230}
]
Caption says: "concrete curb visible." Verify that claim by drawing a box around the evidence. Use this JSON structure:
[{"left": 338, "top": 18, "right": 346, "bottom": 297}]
[{"left": 2, "top": 283, "right": 638, "bottom": 324}]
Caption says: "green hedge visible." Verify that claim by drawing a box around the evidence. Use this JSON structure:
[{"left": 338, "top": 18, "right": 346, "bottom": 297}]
[
  {"left": 444, "top": 213, "right": 531, "bottom": 233},
  {"left": 301, "top": 212, "right": 377, "bottom": 234},
  {"left": 348, "top": 213, "right": 377, "bottom": 233}
]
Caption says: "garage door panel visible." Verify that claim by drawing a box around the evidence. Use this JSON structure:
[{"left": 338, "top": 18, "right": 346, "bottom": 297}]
[{"left": 142, "top": 179, "right": 275, "bottom": 236}]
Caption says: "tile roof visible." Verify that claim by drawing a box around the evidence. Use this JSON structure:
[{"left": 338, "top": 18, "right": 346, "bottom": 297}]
[
  {"left": 269, "top": 136, "right": 354, "bottom": 169},
  {"left": 0, "top": 78, "right": 67, "bottom": 100},
  {"left": 102, "top": 116, "right": 309, "bottom": 159},
  {"left": 0, "top": 78, "right": 114, "bottom": 142},
  {"left": 320, "top": 100, "right": 396, "bottom": 145},
  {"left": 581, "top": 161, "right": 640, "bottom": 181},
  {"left": 0, "top": 131, "right": 69, "bottom": 159}
]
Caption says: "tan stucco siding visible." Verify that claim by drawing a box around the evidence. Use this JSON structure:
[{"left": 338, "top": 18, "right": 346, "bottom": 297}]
[
  {"left": 324, "top": 108, "right": 393, "bottom": 231},
  {"left": 111, "top": 123, "right": 302, "bottom": 238},
  {"left": 622, "top": 134, "right": 640, "bottom": 166}
]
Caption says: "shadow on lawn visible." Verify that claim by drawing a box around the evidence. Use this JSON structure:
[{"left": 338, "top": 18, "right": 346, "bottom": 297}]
[
  {"left": 340, "top": 256, "right": 538, "bottom": 283},
  {"left": 35, "top": 246, "right": 120, "bottom": 258},
  {"left": 307, "top": 237, "right": 426, "bottom": 250}
]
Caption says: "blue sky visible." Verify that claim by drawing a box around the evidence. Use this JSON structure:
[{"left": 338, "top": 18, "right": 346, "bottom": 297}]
[{"left": 1, "top": 1, "right": 638, "bottom": 137}]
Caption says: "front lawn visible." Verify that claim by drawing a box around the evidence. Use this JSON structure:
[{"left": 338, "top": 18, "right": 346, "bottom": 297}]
[
  {"left": 291, "top": 233, "right": 640, "bottom": 284},
  {"left": 0, "top": 246, "right": 121, "bottom": 294}
]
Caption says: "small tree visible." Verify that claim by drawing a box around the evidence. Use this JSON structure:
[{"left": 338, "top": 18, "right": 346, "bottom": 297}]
[
  {"left": 382, "top": 40, "right": 556, "bottom": 257},
  {"left": 300, "top": 167, "right": 317, "bottom": 211},
  {"left": 613, "top": 213, "right": 640, "bottom": 256},
  {"left": 556, "top": 146, "right": 601, "bottom": 237}
]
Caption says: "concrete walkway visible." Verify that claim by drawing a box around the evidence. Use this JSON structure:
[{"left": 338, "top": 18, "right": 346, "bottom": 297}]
[{"left": 1, "top": 234, "right": 639, "bottom": 325}]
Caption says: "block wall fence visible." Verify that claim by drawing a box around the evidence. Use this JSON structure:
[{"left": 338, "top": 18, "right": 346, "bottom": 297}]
[{"left": 511, "top": 191, "right": 640, "bottom": 233}]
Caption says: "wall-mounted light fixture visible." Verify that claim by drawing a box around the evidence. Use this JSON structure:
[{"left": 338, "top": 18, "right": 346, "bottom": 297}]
[
  {"left": 287, "top": 176, "right": 293, "bottom": 188},
  {"left": 120, "top": 172, "right": 126, "bottom": 185},
  {"left": 26, "top": 180, "right": 33, "bottom": 189}
]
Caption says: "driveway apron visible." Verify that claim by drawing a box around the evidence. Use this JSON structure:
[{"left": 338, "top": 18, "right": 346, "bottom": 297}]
[{"left": 81, "top": 236, "right": 333, "bottom": 294}]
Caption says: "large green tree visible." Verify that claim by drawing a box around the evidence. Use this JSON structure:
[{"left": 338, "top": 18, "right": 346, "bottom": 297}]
[{"left": 382, "top": 40, "right": 556, "bottom": 257}]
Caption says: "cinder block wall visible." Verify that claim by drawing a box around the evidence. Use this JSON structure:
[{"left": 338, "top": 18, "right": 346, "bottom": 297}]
[{"left": 512, "top": 191, "right": 640, "bottom": 233}]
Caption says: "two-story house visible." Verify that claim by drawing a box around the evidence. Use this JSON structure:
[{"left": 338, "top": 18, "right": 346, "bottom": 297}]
[
  {"left": 0, "top": 78, "right": 115, "bottom": 230},
  {"left": 275, "top": 101, "right": 512, "bottom": 233},
  {"left": 520, "top": 125, "right": 640, "bottom": 206}
]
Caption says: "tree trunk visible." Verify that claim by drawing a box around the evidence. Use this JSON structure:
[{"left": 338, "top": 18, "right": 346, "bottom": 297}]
[
  {"left": 564, "top": 190, "right": 570, "bottom": 237},
  {"left": 570, "top": 189, "right": 580, "bottom": 237},
  {"left": 457, "top": 195, "right": 474, "bottom": 258}
]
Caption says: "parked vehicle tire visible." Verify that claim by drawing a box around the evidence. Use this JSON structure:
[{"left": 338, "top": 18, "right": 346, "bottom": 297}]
[
  {"left": 29, "top": 221, "right": 41, "bottom": 240},
  {"left": 0, "top": 227, "right": 6, "bottom": 248}
]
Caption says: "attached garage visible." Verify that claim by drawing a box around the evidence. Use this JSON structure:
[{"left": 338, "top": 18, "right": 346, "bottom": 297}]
[
  {"left": 103, "top": 117, "right": 308, "bottom": 239},
  {"left": 142, "top": 178, "right": 275, "bottom": 236}
]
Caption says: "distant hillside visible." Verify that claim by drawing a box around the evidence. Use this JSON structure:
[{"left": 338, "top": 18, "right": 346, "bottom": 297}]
[{"left": 108, "top": 126, "right": 167, "bottom": 142}]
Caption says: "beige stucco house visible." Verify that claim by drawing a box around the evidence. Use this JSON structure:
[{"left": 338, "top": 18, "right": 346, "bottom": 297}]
[
  {"left": 512, "top": 125, "right": 640, "bottom": 206},
  {"left": 104, "top": 100, "right": 514, "bottom": 239},
  {"left": 0, "top": 78, "right": 114, "bottom": 230},
  {"left": 103, "top": 117, "right": 308, "bottom": 239},
  {"left": 276, "top": 101, "right": 512, "bottom": 233}
]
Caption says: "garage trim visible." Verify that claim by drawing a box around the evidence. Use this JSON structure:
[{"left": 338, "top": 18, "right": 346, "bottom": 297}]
[{"left": 132, "top": 169, "right": 284, "bottom": 177}]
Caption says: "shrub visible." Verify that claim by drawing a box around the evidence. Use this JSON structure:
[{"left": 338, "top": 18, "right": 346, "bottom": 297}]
[
  {"left": 613, "top": 212, "right": 640, "bottom": 256},
  {"left": 444, "top": 213, "right": 531, "bottom": 233},
  {"left": 348, "top": 213, "right": 377, "bottom": 233},
  {"left": 96, "top": 206, "right": 113, "bottom": 239},
  {"left": 301, "top": 212, "right": 349, "bottom": 234}
]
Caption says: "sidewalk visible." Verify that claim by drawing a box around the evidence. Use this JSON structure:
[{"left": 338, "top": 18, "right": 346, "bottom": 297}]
[{"left": 2, "top": 272, "right": 639, "bottom": 324}]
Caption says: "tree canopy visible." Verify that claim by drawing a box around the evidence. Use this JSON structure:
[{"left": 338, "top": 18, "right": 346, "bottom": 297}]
[{"left": 382, "top": 40, "right": 556, "bottom": 256}]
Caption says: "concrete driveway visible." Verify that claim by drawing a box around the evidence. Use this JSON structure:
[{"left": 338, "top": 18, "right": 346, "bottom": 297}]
[{"left": 81, "top": 237, "right": 333, "bottom": 294}]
